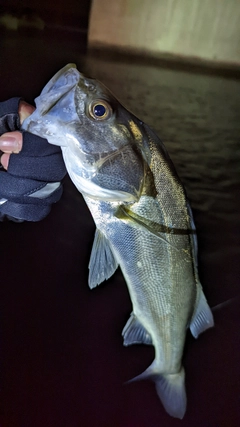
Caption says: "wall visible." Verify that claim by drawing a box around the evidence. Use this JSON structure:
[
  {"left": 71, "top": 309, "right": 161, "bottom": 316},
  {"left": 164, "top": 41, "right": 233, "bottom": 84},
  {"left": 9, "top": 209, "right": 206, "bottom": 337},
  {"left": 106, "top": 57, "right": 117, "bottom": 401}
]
[{"left": 88, "top": 0, "right": 240, "bottom": 66}]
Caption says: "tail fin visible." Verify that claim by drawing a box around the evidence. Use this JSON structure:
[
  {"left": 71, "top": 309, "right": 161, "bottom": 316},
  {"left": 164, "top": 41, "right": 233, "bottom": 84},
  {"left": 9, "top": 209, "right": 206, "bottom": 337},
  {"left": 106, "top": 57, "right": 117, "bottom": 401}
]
[
  {"left": 155, "top": 368, "right": 186, "bottom": 419},
  {"left": 127, "top": 366, "right": 186, "bottom": 419}
]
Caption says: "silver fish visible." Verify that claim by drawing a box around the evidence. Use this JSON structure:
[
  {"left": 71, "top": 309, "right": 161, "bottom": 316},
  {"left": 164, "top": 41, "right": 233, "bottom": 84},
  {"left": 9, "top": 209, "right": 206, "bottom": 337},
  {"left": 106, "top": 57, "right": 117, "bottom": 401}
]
[{"left": 22, "top": 64, "right": 214, "bottom": 419}]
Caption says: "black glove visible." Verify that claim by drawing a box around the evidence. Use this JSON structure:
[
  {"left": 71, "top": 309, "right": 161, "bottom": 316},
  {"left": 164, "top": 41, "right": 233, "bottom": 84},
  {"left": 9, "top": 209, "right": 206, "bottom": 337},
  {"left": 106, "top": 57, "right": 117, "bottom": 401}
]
[{"left": 0, "top": 97, "right": 66, "bottom": 221}]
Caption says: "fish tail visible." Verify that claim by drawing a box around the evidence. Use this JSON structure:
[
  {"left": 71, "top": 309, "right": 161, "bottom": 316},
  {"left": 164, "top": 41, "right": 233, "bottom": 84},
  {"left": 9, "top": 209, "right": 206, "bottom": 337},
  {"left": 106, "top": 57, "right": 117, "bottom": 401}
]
[
  {"left": 155, "top": 368, "right": 186, "bottom": 419},
  {"left": 127, "top": 365, "right": 186, "bottom": 419}
]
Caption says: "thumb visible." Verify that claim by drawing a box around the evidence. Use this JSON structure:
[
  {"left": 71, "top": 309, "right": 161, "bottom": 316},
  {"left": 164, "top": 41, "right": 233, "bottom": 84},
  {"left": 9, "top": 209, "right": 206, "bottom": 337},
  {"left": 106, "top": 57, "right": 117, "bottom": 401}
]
[{"left": 0, "top": 131, "right": 23, "bottom": 153}]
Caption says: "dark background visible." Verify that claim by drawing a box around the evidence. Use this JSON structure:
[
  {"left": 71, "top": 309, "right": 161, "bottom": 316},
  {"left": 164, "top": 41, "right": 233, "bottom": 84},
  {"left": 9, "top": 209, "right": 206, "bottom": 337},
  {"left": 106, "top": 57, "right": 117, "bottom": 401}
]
[
  {"left": 0, "top": 2, "right": 240, "bottom": 427},
  {"left": 0, "top": 1, "right": 91, "bottom": 32}
]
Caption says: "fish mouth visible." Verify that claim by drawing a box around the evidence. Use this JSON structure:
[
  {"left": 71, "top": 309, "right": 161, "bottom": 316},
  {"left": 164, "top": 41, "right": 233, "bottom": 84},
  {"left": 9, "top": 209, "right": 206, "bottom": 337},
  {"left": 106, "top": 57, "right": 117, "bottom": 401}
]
[
  {"left": 42, "top": 63, "right": 96, "bottom": 100},
  {"left": 21, "top": 64, "right": 83, "bottom": 143},
  {"left": 21, "top": 64, "right": 98, "bottom": 144},
  {"left": 40, "top": 63, "right": 78, "bottom": 96},
  {"left": 23, "top": 64, "right": 80, "bottom": 121}
]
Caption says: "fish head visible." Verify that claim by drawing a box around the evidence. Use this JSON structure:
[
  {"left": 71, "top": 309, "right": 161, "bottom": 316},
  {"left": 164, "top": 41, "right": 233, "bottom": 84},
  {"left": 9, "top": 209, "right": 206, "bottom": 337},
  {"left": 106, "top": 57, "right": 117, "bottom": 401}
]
[{"left": 22, "top": 64, "right": 146, "bottom": 202}]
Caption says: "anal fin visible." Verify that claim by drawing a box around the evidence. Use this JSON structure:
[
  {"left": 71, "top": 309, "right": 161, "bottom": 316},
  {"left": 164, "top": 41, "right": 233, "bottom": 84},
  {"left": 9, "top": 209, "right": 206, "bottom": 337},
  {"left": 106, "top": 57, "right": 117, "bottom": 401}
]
[
  {"left": 88, "top": 228, "right": 118, "bottom": 289},
  {"left": 190, "top": 286, "right": 214, "bottom": 338},
  {"left": 122, "top": 313, "right": 152, "bottom": 346}
]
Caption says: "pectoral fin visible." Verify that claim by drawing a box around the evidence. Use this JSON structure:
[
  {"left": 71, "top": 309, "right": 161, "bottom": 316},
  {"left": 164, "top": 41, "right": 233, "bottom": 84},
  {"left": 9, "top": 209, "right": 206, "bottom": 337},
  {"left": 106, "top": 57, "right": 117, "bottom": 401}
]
[
  {"left": 122, "top": 313, "right": 152, "bottom": 346},
  {"left": 190, "top": 286, "right": 214, "bottom": 338},
  {"left": 88, "top": 228, "right": 118, "bottom": 289}
]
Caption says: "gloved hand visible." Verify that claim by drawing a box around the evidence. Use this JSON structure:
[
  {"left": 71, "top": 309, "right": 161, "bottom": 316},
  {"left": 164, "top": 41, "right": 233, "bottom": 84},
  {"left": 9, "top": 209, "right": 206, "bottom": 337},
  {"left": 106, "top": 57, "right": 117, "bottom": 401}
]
[{"left": 0, "top": 97, "right": 66, "bottom": 221}]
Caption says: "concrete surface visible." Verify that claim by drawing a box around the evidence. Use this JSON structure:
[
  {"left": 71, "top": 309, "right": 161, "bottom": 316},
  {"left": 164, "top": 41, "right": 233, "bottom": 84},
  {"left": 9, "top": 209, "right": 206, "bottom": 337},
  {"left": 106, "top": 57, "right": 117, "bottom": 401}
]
[{"left": 89, "top": 0, "right": 240, "bottom": 67}]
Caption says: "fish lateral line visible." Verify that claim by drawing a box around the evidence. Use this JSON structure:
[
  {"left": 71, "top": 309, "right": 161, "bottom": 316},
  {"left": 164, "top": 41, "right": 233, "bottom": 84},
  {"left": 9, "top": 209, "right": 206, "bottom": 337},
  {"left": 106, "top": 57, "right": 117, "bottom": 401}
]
[
  {"left": 115, "top": 205, "right": 177, "bottom": 249},
  {"left": 115, "top": 205, "right": 196, "bottom": 250}
]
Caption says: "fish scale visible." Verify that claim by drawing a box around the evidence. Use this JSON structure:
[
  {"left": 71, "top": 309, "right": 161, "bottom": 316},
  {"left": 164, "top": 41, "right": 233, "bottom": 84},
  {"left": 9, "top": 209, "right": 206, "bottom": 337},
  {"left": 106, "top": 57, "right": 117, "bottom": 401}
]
[
  {"left": 22, "top": 64, "right": 214, "bottom": 419},
  {"left": 85, "top": 195, "right": 195, "bottom": 368}
]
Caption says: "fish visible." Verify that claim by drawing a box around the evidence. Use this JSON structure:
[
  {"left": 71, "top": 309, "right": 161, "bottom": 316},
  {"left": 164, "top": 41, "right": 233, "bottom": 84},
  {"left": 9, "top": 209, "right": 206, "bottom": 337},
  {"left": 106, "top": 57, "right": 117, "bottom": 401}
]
[{"left": 22, "top": 64, "right": 214, "bottom": 419}]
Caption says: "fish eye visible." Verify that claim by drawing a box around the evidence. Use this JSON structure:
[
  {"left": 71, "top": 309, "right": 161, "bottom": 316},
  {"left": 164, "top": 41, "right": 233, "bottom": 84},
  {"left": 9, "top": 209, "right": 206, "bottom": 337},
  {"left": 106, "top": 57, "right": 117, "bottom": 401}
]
[{"left": 89, "top": 99, "right": 112, "bottom": 120}]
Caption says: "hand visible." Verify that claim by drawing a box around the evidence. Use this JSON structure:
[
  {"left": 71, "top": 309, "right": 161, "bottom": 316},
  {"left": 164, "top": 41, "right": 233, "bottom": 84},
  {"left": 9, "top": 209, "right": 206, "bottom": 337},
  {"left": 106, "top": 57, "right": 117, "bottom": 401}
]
[
  {"left": 0, "top": 101, "right": 35, "bottom": 169},
  {"left": 0, "top": 98, "right": 66, "bottom": 222}
]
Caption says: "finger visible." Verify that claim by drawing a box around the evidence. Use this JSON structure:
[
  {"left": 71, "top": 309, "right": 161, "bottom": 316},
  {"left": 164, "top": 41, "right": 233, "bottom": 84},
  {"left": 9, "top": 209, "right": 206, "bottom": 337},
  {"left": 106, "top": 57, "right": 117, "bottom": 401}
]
[
  {"left": 0, "top": 131, "right": 23, "bottom": 153},
  {"left": 19, "top": 101, "right": 35, "bottom": 125},
  {"left": 0, "top": 153, "right": 10, "bottom": 169}
]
